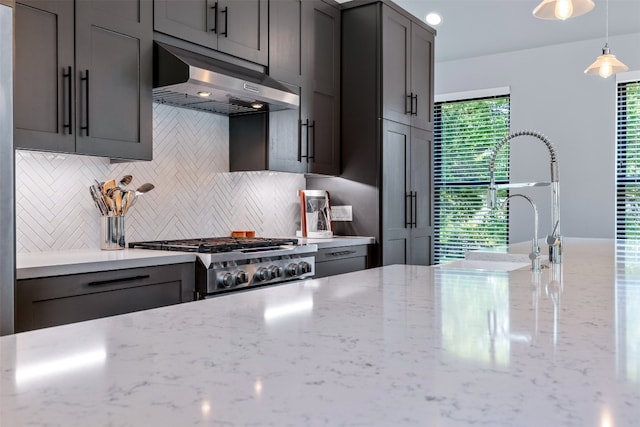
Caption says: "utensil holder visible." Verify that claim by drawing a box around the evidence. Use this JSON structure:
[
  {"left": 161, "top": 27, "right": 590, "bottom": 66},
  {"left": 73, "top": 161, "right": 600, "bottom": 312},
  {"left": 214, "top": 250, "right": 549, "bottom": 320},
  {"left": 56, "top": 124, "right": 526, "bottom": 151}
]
[{"left": 100, "top": 216, "right": 125, "bottom": 250}]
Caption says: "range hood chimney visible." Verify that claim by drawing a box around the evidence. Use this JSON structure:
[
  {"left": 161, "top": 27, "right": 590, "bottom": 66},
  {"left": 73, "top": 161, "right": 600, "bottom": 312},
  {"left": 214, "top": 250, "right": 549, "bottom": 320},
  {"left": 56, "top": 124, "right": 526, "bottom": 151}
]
[{"left": 153, "top": 41, "right": 299, "bottom": 115}]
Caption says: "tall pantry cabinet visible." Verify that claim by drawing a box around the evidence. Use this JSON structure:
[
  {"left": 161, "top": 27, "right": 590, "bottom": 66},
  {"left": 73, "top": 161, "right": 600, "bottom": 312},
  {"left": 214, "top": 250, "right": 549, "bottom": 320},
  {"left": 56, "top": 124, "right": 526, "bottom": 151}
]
[{"left": 307, "top": 0, "right": 435, "bottom": 266}]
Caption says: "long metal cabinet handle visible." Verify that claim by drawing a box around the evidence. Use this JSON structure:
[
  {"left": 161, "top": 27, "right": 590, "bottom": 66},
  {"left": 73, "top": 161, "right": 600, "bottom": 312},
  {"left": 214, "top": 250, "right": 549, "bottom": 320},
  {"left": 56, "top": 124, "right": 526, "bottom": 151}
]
[
  {"left": 63, "top": 66, "right": 72, "bottom": 135},
  {"left": 309, "top": 120, "right": 315, "bottom": 162},
  {"left": 300, "top": 119, "right": 309, "bottom": 160},
  {"left": 405, "top": 192, "right": 412, "bottom": 227},
  {"left": 80, "top": 70, "right": 89, "bottom": 136},
  {"left": 412, "top": 191, "right": 417, "bottom": 227},
  {"left": 327, "top": 250, "right": 357, "bottom": 257},
  {"left": 210, "top": 3, "right": 217, "bottom": 33},
  {"left": 220, "top": 6, "right": 228, "bottom": 37},
  {"left": 297, "top": 119, "right": 303, "bottom": 161},
  {"left": 406, "top": 93, "right": 413, "bottom": 114},
  {"left": 412, "top": 94, "right": 418, "bottom": 116},
  {"left": 87, "top": 274, "right": 150, "bottom": 287}
]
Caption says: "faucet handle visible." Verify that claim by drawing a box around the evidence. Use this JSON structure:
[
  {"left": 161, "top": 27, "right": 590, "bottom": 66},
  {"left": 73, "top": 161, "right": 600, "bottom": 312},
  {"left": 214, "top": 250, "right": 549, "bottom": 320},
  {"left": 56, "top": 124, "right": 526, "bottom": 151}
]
[{"left": 546, "top": 235, "right": 560, "bottom": 246}]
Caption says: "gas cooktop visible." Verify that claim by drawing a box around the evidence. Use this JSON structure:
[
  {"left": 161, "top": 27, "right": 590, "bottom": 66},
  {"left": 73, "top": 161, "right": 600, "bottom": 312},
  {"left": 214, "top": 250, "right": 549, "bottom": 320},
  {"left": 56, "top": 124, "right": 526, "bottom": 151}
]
[
  {"left": 129, "top": 236, "right": 316, "bottom": 298},
  {"left": 128, "top": 237, "right": 299, "bottom": 253}
]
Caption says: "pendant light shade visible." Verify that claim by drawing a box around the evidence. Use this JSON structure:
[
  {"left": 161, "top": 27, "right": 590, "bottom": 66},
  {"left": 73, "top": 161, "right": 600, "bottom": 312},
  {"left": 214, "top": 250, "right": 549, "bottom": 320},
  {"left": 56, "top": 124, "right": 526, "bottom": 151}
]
[
  {"left": 583, "top": 0, "right": 628, "bottom": 78},
  {"left": 533, "top": 0, "right": 595, "bottom": 20},
  {"left": 584, "top": 45, "right": 629, "bottom": 78}
]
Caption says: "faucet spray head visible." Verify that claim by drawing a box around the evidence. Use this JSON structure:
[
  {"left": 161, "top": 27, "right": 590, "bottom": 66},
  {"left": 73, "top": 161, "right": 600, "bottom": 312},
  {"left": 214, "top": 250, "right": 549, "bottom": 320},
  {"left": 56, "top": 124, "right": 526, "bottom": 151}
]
[{"left": 487, "top": 171, "right": 497, "bottom": 209}]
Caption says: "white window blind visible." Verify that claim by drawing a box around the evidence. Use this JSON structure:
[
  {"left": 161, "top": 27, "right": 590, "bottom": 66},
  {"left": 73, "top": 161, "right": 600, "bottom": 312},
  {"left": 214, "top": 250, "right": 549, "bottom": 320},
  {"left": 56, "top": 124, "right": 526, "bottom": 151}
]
[
  {"left": 616, "top": 80, "right": 640, "bottom": 240},
  {"left": 433, "top": 95, "right": 511, "bottom": 263}
]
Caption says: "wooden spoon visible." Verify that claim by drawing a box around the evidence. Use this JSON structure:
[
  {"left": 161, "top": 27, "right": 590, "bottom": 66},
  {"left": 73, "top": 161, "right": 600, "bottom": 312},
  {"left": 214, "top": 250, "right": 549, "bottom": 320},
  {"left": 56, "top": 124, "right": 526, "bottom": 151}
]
[
  {"left": 119, "top": 175, "right": 133, "bottom": 187},
  {"left": 102, "top": 178, "right": 116, "bottom": 196},
  {"left": 112, "top": 188, "right": 123, "bottom": 216}
]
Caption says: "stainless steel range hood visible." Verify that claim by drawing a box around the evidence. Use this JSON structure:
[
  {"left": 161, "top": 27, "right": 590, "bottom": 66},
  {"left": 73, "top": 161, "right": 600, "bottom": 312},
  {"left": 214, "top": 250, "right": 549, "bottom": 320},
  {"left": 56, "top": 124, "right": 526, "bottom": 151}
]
[{"left": 153, "top": 41, "right": 299, "bottom": 115}]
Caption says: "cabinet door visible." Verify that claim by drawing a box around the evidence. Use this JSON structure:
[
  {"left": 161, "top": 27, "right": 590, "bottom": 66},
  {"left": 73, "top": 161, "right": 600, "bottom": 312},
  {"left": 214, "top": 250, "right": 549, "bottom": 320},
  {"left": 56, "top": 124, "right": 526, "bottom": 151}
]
[
  {"left": 381, "top": 120, "right": 411, "bottom": 265},
  {"left": 305, "top": 0, "right": 340, "bottom": 176},
  {"left": 381, "top": 5, "right": 411, "bottom": 126},
  {"left": 268, "top": 0, "right": 302, "bottom": 86},
  {"left": 409, "top": 128, "right": 433, "bottom": 265},
  {"left": 217, "top": 0, "right": 268, "bottom": 65},
  {"left": 75, "top": 0, "right": 153, "bottom": 160},
  {"left": 154, "top": 0, "right": 217, "bottom": 50},
  {"left": 14, "top": 0, "right": 75, "bottom": 153},
  {"left": 410, "top": 23, "right": 434, "bottom": 131}
]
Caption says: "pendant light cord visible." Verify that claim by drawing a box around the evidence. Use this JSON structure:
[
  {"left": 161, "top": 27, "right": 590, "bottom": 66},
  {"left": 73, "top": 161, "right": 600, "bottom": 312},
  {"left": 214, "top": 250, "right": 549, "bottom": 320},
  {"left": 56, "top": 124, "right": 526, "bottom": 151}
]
[{"left": 605, "top": 0, "right": 609, "bottom": 46}]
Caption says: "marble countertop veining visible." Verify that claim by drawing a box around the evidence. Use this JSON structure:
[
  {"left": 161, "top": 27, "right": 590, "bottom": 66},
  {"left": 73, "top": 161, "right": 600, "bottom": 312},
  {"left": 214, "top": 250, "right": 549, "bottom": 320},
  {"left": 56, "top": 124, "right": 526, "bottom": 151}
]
[{"left": 2, "top": 238, "right": 639, "bottom": 426}]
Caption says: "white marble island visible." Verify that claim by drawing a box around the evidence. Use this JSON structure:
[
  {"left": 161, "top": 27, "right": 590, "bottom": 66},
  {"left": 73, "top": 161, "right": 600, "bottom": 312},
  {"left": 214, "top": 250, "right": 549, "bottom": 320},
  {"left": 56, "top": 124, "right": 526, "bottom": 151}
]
[{"left": 1, "top": 238, "right": 639, "bottom": 426}]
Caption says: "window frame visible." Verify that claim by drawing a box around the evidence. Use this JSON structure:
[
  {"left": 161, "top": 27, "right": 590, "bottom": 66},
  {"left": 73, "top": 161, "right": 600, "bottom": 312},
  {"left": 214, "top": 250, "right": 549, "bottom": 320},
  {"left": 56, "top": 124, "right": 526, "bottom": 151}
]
[{"left": 616, "top": 71, "right": 640, "bottom": 240}]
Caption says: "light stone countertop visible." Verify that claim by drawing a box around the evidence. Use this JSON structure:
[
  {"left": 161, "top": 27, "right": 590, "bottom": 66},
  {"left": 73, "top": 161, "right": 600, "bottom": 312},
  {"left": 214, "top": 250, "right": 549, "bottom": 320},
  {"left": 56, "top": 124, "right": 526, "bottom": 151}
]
[
  {"left": 3, "top": 238, "right": 639, "bottom": 426},
  {"left": 295, "top": 235, "right": 375, "bottom": 249},
  {"left": 16, "top": 236, "right": 374, "bottom": 279},
  {"left": 16, "top": 249, "right": 197, "bottom": 279}
]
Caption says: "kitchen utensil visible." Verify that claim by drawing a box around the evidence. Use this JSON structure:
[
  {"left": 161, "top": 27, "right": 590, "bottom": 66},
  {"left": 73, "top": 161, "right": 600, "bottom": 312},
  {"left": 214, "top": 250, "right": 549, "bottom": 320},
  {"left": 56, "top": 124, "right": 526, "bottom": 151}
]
[
  {"left": 102, "top": 178, "right": 116, "bottom": 196},
  {"left": 119, "top": 175, "right": 133, "bottom": 187},
  {"left": 135, "top": 182, "right": 155, "bottom": 195},
  {"left": 89, "top": 185, "right": 108, "bottom": 216},
  {"left": 112, "top": 188, "right": 123, "bottom": 216},
  {"left": 123, "top": 190, "right": 135, "bottom": 215}
]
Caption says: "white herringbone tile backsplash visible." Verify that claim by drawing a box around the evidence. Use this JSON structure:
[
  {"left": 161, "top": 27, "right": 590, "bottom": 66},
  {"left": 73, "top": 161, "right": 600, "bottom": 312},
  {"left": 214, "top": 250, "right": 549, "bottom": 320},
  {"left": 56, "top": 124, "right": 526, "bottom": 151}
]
[{"left": 16, "top": 104, "right": 305, "bottom": 252}]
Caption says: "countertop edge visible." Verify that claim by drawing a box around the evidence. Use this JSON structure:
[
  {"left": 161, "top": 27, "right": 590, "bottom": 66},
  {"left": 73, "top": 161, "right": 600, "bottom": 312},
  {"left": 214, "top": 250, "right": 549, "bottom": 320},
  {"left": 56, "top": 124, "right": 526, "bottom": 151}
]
[{"left": 17, "top": 250, "right": 197, "bottom": 280}]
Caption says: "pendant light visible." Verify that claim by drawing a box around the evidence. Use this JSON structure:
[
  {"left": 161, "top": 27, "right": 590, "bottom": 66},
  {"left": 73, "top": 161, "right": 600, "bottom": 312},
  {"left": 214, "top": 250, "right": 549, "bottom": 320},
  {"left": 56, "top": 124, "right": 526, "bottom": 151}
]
[
  {"left": 533, "top": 0, "right": 594, "bottom": 20},
  {"left": 584, "top": 0, "right": 629, "bottom": 78}
]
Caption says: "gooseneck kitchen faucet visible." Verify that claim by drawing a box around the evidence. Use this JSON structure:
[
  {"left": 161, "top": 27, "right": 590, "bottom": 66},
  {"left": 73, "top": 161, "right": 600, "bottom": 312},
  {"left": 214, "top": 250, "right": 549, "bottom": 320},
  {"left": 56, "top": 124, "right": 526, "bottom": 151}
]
[{"left": 487, "top": 130, "right": 562, "bottom": 264}]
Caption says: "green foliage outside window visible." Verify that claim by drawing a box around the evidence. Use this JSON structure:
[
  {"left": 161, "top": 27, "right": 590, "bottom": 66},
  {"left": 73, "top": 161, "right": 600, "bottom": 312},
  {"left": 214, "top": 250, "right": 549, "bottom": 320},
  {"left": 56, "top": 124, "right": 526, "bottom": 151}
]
[
  {"left": 617, "top": 82, "right": 640, "bottom": 240},
  {"left": 434, "top": 96, "right": 510, "bottom": 263}
]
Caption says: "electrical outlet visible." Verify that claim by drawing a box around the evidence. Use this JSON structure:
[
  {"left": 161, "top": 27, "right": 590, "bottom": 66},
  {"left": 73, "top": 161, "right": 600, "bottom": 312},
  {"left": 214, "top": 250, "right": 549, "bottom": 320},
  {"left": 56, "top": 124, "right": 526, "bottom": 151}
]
[{"left": 331, "top": 205, "right": 352, "bottom": 221}]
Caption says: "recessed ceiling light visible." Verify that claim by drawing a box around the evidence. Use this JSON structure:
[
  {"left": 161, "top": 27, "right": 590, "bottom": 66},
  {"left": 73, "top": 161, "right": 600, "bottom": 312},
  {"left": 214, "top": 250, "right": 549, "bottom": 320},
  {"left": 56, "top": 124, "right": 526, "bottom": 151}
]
[
  {"left": 251, "top": 102, "right": 264, "bottom": 109},
  {"left": 197, "top": 91, "right": 211, "bottom": 97},
  {"left": 425, "top": 12, "right": 442, "bottom": 26}
]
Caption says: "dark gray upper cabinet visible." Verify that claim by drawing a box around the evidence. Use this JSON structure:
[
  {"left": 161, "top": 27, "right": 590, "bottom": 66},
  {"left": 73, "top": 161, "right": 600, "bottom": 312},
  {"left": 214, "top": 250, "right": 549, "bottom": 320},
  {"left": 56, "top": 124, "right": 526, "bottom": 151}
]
[
  {"left": 14, "top": 1, "right": 75, "bottom": 153},
  {"left": 231, "top": 0, "right": 340, "bottom": 176},
  {"left": 14, "top": 0, "right": 153, "bottom": 161},
  {"left": 154, "top": 0, "right": 268, "bottom": 65},
  {"left": 307, "top": 0, "right": 435, "bottom": 267},
  {"left": 381, "top": 4, "right": 433, "bottom": 131},
  {"left": 304, "top": 0, "right": 340, "bottom": 176}
]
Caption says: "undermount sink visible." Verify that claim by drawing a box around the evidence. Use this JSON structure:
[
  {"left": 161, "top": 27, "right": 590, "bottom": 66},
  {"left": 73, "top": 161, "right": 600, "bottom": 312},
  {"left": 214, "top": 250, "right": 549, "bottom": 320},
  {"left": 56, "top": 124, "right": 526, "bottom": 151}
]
[{"left": 436, "top": 259, "right": 531, "bottom": 272}]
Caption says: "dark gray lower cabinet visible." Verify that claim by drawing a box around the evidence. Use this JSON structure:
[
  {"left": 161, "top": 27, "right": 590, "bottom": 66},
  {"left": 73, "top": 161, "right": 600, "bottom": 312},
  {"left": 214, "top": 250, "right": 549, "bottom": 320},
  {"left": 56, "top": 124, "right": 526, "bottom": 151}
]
[
  {"left": 314, "top": 245, "right": 369, "bottom": 278},
  {"left": 16, "top": 263, "right": 195, "bottom": 332}
]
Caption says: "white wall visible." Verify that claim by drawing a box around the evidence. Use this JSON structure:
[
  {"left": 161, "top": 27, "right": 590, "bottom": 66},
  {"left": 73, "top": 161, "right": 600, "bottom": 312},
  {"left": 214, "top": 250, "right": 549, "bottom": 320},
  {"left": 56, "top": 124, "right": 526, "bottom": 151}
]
[
  {"left": 436, "top": 32, "right": 640, "bottom": 243},
  {"left": 15, "top": 104, "right": 305, "bottom": 252}
]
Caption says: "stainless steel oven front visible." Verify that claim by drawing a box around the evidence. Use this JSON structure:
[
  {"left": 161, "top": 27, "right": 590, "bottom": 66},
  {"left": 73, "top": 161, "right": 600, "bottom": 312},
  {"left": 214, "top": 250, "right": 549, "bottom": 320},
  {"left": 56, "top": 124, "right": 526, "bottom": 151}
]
[{"left": 195, "top": 244, "right": 317, "bottom": 298}]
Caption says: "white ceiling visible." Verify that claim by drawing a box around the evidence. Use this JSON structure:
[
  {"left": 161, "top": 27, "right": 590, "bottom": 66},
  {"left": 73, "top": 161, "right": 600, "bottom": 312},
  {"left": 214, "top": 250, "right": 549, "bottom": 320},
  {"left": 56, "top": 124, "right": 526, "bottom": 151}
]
[{"left": 354, "top": 0, "right": 640, "bottom": 62}]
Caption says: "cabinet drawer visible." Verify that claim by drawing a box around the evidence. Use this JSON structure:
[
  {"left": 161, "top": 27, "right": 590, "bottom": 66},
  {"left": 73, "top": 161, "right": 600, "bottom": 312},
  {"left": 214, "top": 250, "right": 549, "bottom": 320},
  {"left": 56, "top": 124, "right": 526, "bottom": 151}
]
[
  {"left": 16, "top": 263, "right": 195, "bottom": 332},
  {"left": 315, "top": 245, "right": 368, "bottom": 262},
  {"left": 314, "top": 245, "right": 369, "bottom": 278}
]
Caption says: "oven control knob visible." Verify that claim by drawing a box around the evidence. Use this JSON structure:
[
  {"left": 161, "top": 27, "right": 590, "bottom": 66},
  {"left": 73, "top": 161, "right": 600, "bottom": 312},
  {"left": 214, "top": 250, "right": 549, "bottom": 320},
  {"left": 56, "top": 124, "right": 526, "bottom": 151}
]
[
  {"left": 285, "top": 263, "right": 299, "bottom": 277},
  {"left": 268, "top": 265, "right": 283, "bottom": 278},
  {"left": 255, "top": 267, "right": 270, "bottom": 281},
  {"left": 234, "top": 270, "right": 249, "bottom": 285},
  {"left": 218, "top": 272, "right": 234, "bottom": 288},
  {"left": 298, "top": 261, "right": 311, "bottom": 275}
]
